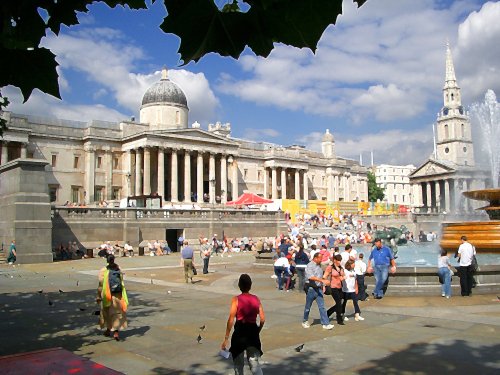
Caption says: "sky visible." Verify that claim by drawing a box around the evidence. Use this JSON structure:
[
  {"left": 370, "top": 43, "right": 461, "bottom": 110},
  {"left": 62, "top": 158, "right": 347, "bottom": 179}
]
[{"left": 4, "top": 0, "right": 500, "bottom": 167}]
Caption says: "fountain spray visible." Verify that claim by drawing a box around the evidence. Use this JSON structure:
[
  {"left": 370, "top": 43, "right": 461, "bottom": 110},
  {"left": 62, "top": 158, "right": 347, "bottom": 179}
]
[{"left": 470, "top": 90, "right": 500, "bottom": 188}]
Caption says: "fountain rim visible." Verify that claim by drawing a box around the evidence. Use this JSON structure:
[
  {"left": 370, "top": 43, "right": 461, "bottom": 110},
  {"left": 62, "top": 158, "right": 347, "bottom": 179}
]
[{"left": 462, "top": 188, "right": 500, "bottom": 203}]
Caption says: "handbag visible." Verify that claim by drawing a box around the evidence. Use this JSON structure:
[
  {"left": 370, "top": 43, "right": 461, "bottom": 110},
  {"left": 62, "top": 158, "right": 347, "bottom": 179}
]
[
  {"left": 471, "top": 255, "right": 478, "bottom": 272},
  {"left": 324, "top": 285, "right": 333, "bottom": 295}
]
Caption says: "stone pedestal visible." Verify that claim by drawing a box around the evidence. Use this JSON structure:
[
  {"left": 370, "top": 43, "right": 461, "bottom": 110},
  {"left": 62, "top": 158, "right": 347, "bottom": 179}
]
[{"left": 0, "top": 159, "right": 52, "bottom": 263}]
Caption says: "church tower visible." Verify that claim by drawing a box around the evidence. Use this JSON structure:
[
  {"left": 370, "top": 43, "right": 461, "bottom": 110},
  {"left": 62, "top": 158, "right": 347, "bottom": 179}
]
[{"left": 435, "top": 43, "right": 475, "bottom": 166}]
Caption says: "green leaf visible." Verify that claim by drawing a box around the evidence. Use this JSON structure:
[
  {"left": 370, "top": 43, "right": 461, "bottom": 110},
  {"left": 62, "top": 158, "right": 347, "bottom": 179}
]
[
  {"left": 162, "top": 0, "right": 368, "bottom": 65},
  {"left": 0, "top": 47, "right": 60, "bottom": 101}
]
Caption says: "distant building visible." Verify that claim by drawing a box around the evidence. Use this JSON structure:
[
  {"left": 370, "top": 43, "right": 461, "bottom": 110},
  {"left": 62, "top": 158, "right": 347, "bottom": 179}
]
[
  {"left": 0, "top": 68, "right": 368, "bottom": 206},
  {"left": 409, "top": 44, "right": 489, "bottom": 213},
  {"left": 374, "top": 164, "right": 415, "bottom": 205}
]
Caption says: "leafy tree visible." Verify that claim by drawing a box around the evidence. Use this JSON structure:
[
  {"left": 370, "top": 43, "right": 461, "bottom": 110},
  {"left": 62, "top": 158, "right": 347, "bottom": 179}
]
[
  {"left": 0, "top": 0, "right": 367, "bottom": 135},
  {"left": 367, "top": 171, "right": 384, "bottom": 202}
]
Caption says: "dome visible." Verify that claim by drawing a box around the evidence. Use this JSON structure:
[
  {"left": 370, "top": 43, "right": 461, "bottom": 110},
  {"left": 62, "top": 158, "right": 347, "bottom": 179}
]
[
  {"left": 322, "top": 129, "right": 334, "bottom": 142},
  {"left": 141, "top": 68, "right": 188, "bottom": 108}
]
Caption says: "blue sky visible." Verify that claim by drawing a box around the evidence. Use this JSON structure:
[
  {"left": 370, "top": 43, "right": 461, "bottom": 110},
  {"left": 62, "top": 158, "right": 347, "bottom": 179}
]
[{"left": 5, "top": 0, "right": 500, "bottom": 166}]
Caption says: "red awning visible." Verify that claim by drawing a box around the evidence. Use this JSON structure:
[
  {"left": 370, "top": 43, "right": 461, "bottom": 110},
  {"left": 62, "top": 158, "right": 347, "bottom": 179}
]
[{"left": 226, "top": 192, "right": 273, "bottom": 206}]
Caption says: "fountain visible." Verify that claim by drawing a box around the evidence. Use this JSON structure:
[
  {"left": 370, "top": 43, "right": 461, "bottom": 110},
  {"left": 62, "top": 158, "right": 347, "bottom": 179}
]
[{"left": 440, "top": 90, "right": 500, "bottom": 252}]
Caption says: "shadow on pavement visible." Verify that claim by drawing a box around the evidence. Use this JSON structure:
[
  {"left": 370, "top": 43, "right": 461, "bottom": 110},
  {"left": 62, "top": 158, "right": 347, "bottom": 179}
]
[
  {"left": 357, "top": 339, "right": 500, "bottom": 375},
  {"left": 0, "top": 289, "right": 162, "bottom": 356}
]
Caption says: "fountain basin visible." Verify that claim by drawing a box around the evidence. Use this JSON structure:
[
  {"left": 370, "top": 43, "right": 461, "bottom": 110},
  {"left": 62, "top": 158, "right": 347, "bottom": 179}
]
[{"left": 440, "top": 221, "right": 500, "bottom": 252}]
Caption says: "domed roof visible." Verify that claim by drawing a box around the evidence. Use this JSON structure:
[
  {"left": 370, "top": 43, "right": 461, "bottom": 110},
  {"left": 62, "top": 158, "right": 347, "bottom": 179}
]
[
  {"left": 141, "top": 68, "right": 188, "bottom": 108},
  {"left": 322, "top": 129, "right": 334, "bottom": 142}
]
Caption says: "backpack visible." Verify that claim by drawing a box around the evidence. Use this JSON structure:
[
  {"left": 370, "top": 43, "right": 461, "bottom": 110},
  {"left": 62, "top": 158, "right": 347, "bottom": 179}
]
[{"left": 108, "top": 269, "right": 122, "bottom": 293}]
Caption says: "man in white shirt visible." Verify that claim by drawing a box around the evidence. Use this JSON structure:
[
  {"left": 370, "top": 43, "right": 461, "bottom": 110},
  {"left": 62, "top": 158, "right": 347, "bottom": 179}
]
[{"left": 457, "top": 235, "right": 476, "bottom": 296}]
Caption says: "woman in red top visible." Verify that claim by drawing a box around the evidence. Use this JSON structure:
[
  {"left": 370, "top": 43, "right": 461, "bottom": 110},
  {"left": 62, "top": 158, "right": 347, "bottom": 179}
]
[
  {"left": 323, "top": 254, "right": 345, "bottom": 325},
  {"left": 222, "top": 274, "right": 265, "bottom": 375}
]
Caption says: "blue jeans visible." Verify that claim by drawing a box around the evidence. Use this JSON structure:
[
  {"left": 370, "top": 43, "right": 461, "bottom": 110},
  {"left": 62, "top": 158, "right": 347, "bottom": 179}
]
[
  {"left": 373, "top": 264, "right": 389, "bottom": 298},
  {"left": 303, "top": 286, "right": 330, "bottom": 325},
  {"left": 439, "top": 267, "right": 452, "bottom": 297},
  {"left": 274, "top": 266, "right": 285, "bottom": 290}
]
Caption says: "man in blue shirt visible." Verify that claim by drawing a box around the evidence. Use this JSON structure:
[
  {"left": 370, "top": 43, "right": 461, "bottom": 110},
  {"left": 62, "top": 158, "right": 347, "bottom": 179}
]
[
  {"left": 367, "top": 238, "right": 396, "bottom": 299},
  {"left": 181, "top": 240, "right": 195, "bottom": 283}
]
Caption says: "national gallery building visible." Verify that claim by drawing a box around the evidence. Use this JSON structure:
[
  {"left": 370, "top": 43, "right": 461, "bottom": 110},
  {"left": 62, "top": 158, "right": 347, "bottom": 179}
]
[{"left": 0, "top": 68, "right": 368, "bottom": 207}]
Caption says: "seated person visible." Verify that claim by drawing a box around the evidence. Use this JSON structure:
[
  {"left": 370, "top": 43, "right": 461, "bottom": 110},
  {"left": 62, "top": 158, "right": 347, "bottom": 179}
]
[
  {"left": 154, "top": 240, "right": 163, "bottom": 256},
  {"left": 147, "top": 241, "right": 155, "bottom": 255},
  {"left": 124, "top": 242, "right": 134, "bottom": 257},
  {"left": 162, "top": 242, "right": 172, "bottom": 255}
]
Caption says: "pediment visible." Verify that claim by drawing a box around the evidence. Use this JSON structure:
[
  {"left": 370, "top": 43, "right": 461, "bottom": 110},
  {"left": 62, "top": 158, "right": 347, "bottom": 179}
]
[
  {"left": 410, "top": 159, "right": 456, "bottom": 178},
  {"left": 152, "top": 128, "right": 240, "bottom": 146}
]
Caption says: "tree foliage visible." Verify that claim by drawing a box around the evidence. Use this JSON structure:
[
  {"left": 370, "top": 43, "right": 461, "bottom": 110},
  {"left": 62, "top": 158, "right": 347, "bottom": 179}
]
[
  {"left": 0, "top": 0, "right": 367, "bottom": 135},
  {"left": 367, "top": 171, "right": 384, "bottom": 202}
]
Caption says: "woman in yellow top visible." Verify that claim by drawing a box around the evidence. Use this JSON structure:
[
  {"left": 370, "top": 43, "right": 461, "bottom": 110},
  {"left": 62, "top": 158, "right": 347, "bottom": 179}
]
[{"left": 97, "top": 254, "right": 128, "bottom": 341}]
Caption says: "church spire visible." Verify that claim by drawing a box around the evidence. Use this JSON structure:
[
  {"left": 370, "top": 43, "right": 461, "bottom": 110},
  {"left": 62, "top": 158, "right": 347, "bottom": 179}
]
[{"left": 444, "top": 42, "right": 458, "bottom": 89}]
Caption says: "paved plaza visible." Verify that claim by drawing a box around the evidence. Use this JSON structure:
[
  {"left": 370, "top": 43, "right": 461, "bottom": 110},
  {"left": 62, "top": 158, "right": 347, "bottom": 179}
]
[{"left": 0, "top": 253, "right": 499, "bottom": 374}]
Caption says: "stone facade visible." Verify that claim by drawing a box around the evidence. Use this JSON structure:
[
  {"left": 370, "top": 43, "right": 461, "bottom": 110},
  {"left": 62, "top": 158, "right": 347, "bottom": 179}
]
[
  {"left": 375, "top": 164, "right": 415, "bottom": 205},
  {"left": 0, "top": 68, "right": 368, "bottom": 206},
  {"left": 410, "top": 44, "right": 489, "bottom": 213}
]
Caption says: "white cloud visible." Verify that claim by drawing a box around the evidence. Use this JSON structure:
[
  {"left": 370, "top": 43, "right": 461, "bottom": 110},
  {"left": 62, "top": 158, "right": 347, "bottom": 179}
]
[
  {"left": 299, "top": 128, "right": 434, "bottom": 166},
  {"left": 241, "top": 128, "right": 281, "bottom": 141},
  {"left": 455, "top": 1, "right": 500, "bottom": 103},
  {"left": 5, "top": 27, "right": 220, "bottom": 124},
  {"left": 217, "top": 0, "right": 499, "bottom": 125}
]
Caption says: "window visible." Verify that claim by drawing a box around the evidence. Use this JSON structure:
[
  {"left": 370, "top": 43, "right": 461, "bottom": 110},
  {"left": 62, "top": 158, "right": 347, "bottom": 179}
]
[
  {"left": 322, "top": 176, "right": 326, "bottom": 185},
  {"left": 257, "top": 170, "right": 262, "bottom": 181},
  {"left": 394, "top": 195, "right": 397, "bottom": 203},
  {"left": 49, "top": 185, "right": 58, "bottom": 202},
  {"left": 112, "top": 188, "right": 120, "bottom": 200},
  {"left": 51, "top": 154, "right": 57, "bottom": 167},
  {"left": 113, "top": 156, "right": 119, "bottom": 170},
  {"left": 71, "top": 186, "right": 80, "bottom": 203},
  {"left": 445, "top": 147, "right": 449, "bottom": 154},
  {"left": 244, "top": 169, "right": 248, "bottom": 179},
  {"left": 95, "top": 186, "right": 104, "bottom": 202},
  {"left": 444, "top": 124, "right": 449, "bottom": 139},
  {"left": 97, "top": 156, "right": 102, "bottom": 169},
  {"left": 73, "top": 156, "right": 80, "bottom": 169},
  {"left": 451, "top": 93, "right": 454, "bottom": 101},
  {"left": 463, "top": 146, "right": 467, "bottom": 153},
  {"left": 461, "top": 124, "right": 465, "bottom": 138},
  {"left": 402, "top": 195, "right": 405, "bottom": 202}
]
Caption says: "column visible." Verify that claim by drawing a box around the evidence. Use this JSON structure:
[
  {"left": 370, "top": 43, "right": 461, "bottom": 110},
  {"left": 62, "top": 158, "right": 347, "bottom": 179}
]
[
  {"left": 271, "top": 167, "right": 277, "bottom": 199},
  {"left": 1, "top": 141, "right": 8, "bottom": 164},
  {"left": 126, "top": 150, "right": 133, "bottom": 198},
  {"left": 84, "top": 145, "right": 95, "bottom": 204},
  {"left": 264, "top": 168, "right": 270, "bottom": 199},
  {"left": 463, "top": 179, "right": 470, "bottom": 211},
  {"left": 184, "top": 150, "right": 191, "bottom": 203},
  {"left": 209, "top": 153, "right": 215, "bottom": 204},
  {"left": 135, "top": 148, "right": 142, "bottom": 196},
  {"left": 171, "top": 149, "right": 178, "bottom": 202},
  {"left": 281, "top": 168, "right": 287, "bottom": 199},
  {"left": 326, "top": 169, "right": 333, "bottom": 201},
  {"left": 20, "top": 143, "right": 27, "bottom": 159},
  {"left": 334, "top": 174, "right": 339, "bottom": 201},
  {"left": 444, "top": 179, "right": 450, "bottom": 212},
  {"left": 105, "top": 147, "right": 113, "bottom": 199},
  {"left": 426, "top": 181, "right": 432, "bottom": 212},
  {"left": 343, "top": 174, "right": 349, "bottom": 201},
  {"left": 157, "top": 148, "right": 165, "bottom": 198},
  {"left": 197, "top": 152, "right": 203, "bottom": 203},
  {"left": 294, "top": 169, "right": 300, "bottom": 200},
  {"left": 220, "top": 155, "right": 227, "bottom": 203},
  {"left": 142, "top": 147, "right": 151, "bottom": 195},
  {"left": 232, "top": 158, "right": 238, "bottom": 200},
  {"left": 356, "top": 175, "right": 361, "bottom": 201},
  {"left": 434, "top": 180, "right": 441, "bottom": 212},
  {"left": 303, "top": 171, "right": 309, "bottom": 201}
]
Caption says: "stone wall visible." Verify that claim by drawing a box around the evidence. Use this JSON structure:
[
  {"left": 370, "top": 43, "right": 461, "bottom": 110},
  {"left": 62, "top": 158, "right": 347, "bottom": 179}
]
[{"left": 0, "top": 159, "right": 53, "bottom": 263}]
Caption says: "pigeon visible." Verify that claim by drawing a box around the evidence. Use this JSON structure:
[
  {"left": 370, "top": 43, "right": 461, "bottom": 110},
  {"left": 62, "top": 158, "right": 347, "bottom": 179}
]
[
  {"left": 48, "top": 300, "right": 54, "bottom": 306},
  {"left": 199, "top": 325, "right": 206, "bottom": 331},
  {"left": 79, "top": 307, "right": 86, "bottom": 311},
  {"left": 76, "top": 280, "right": 79, "bottom": 287},
  {"left": 197, "top": 334, "right": 202, "bottom": 344},
  {"left": 59, "top": 289, "right": 64, "bottom": 293},
  {"left": 295, "top": 344, "right": 304, "bottom": 352},
  {"left": 93, "top": 310, "right": 100, "bottom": 316},
  {"left": 38, "top": 289, "right": 43, "bottom": 294}
]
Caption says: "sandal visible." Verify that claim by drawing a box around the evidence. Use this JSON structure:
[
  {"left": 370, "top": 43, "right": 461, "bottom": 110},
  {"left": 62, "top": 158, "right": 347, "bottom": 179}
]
[
  {"left": 113, "top": 331, "right": 120, "bottom": 341},
  {"left": 103, "top": 329, "right": 111, "bottom": 337}
]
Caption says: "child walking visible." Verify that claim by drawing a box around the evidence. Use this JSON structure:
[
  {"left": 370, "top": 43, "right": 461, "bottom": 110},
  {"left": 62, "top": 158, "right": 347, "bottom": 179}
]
[{"left": 342, "top": 260, "right": 364, "bottom": 322}]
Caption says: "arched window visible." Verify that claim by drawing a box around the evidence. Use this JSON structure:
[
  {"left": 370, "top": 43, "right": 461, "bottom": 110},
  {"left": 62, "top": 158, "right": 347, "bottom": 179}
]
[
  {"left": 451, "top": 93, "right": 454, "bottom": 101},
  {"left": 444, "top": 124, "right": 449, "bottom": 139},
  {"left": 461, "top": 123, "right": 465, "bottom": 138}
]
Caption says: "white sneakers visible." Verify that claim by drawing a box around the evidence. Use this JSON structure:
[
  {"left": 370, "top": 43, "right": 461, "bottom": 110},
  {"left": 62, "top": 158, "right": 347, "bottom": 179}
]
[
  {"left": 343, "top": 316, "right": 349, "bottom": 321},
  {"left": 354, "top": 313, "right": 365, "bottom": 321},
  {"left": 302, "top": 321, "right": 334, "bottom": 330}
]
